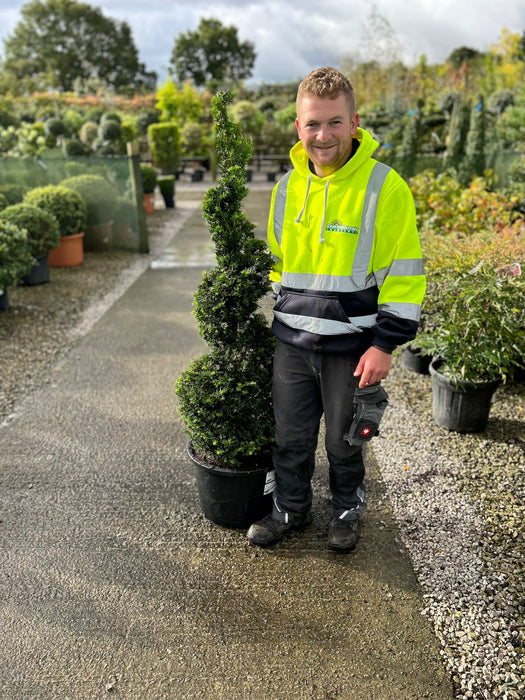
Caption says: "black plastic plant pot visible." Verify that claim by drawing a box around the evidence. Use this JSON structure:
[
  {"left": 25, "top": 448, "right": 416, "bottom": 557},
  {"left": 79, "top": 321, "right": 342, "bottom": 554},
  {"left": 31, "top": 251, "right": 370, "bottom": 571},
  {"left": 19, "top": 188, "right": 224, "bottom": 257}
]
[
  {"left": 188, "top": 441, "right": 274, "bottom": 528},
  {"left": 429, "top": 358, "right": 501, "bottom": 433},
  {"left": 402, "top": 346, "right": 432, "bottom": 375},
  {"left": 23, "top": 255, "right": 50, "bottom": 286},
  {"left": 0, "top": 289, "right": 9, "bottom": 311}
]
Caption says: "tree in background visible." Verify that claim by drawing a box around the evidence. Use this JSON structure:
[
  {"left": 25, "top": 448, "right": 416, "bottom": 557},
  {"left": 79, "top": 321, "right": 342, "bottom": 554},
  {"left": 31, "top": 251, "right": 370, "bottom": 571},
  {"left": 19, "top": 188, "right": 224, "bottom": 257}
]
[
  {"left": 155, "top": 78, "right": 204, "bottom": 124},
  {"left": 170, "top": 18, "right": 256, "bottom": 91},
  {"left": 1, "top": 0, "right": 156, "bottom": 95}
]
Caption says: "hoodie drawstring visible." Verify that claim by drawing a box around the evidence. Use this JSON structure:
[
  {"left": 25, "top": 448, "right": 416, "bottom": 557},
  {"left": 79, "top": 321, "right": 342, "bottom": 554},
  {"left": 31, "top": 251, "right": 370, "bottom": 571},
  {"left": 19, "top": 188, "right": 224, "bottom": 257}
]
[
  {"left": 295, "top": 176, "right": 330, "bottom": 244},
  {"left": 319, "top": 180, "right": 330, "bottom": 243},
  {"left": 294, "top": 175, "right": 311, "bottom": 224}
]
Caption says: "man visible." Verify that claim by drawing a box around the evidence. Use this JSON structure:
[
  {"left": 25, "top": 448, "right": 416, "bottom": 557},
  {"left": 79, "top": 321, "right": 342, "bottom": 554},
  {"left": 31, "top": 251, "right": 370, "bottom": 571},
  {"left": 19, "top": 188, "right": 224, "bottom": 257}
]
[{"left": 247, "top": 67, "right": 425, "bottom": 551}]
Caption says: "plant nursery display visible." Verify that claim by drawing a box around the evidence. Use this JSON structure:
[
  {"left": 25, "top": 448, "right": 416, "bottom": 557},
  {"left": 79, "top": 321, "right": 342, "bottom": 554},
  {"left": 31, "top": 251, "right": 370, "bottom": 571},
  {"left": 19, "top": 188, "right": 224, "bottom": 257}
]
[
  {"left": 175, "top": 91, "right": 275, "bottom": 527},
  {"left": 0, "top": 203, "right": 60, "bottom": 285},
  {"left": 139, "top": 163, "right": 157, "bottom": 215},
  {"left": 24, "top": 185, "right": 87, "bottom": 267},
  {"left": 0, "top": 220, "right": 34, "bottom": 309},
  {"left": 416, "top": 226, "right": 524, "bottom": 432}
]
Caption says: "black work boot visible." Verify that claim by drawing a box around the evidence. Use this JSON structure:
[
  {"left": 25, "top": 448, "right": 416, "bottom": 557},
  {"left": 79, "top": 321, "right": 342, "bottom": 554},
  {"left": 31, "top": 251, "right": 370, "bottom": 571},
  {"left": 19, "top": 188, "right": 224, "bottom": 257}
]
[
  {"left": 247, "top": 511, "right": 312, "bottom": 547},
  {"left": 327, "top": 517, "right": 360, "bottom": 552}
]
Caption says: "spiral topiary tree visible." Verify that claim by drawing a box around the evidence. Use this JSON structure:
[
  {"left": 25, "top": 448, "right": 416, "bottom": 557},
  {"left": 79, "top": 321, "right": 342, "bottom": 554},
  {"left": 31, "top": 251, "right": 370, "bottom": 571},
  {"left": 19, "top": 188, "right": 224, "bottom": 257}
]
[{"left": 176, "top": 91, "right": 275, "bottom": 469}]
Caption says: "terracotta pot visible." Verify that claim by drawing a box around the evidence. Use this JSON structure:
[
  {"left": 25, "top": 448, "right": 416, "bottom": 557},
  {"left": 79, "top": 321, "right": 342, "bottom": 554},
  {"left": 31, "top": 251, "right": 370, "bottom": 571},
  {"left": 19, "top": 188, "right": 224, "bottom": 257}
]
[
  {"left": 48, "top": 232, "right": 84, "bottom": 268},
  {"left": 143, "top": 193, "right": 154, "bottom": 215},
  {"left": 84, "top": 220, "right": 113, "bottom": 252}
]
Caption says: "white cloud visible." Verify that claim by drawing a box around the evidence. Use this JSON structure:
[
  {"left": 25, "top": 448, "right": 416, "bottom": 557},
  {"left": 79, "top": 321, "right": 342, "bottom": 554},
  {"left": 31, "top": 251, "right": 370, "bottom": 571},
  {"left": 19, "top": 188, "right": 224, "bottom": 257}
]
[{"left": 0, "top": 0, "right": 524, "bottom": 83}]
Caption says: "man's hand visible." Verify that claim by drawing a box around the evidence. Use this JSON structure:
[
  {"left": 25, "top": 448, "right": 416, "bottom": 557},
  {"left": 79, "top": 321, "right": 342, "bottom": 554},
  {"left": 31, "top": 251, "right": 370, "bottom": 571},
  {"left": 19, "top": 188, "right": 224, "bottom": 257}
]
[{"left": 354, "top": 346, "right": 392, "bottom": 388}]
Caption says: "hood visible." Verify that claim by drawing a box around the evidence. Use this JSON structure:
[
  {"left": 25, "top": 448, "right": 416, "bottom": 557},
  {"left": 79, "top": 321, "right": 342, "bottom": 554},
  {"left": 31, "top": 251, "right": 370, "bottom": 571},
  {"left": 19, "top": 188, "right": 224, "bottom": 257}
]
[
  {"left": 289, "top": 127, "right": 380, "bottom": 181},
  {"left": 289, "top": 128, "right": 380, "bottom": 243}
]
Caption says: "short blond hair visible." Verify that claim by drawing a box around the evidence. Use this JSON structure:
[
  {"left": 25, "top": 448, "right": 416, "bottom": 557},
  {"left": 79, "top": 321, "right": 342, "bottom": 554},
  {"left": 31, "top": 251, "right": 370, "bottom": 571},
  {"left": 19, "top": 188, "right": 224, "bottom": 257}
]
[{"left": 297, "top": 67, "right": 356, "bottom": 115}]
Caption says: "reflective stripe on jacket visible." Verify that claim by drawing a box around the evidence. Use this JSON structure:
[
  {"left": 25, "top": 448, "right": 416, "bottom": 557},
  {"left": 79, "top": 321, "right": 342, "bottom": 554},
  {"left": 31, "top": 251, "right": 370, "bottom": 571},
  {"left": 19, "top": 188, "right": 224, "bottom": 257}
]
[{"left": 267, "top": 128, "right": 426, "bottom": 354}]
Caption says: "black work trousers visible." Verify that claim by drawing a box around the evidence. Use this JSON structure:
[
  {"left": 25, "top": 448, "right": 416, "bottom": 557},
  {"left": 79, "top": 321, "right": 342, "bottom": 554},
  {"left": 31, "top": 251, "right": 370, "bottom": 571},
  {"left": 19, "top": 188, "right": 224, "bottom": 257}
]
[{"left": 271, "top": 340, "right": 366, "bottom": 523}]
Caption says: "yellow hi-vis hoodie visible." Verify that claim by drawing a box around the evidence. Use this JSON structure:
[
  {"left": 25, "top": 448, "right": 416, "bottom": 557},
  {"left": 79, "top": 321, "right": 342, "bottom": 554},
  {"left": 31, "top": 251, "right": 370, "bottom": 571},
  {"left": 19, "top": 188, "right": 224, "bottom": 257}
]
[{"left": 267, "top": 127, "right": 426, "bottom": 354}]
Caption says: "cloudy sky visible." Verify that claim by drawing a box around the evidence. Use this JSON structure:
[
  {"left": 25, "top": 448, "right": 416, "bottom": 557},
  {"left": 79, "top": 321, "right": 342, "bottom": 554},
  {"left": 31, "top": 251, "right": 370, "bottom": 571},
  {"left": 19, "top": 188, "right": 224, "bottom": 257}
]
[{"left": 0, "top": 0, "right": 524, "bottom": 85}]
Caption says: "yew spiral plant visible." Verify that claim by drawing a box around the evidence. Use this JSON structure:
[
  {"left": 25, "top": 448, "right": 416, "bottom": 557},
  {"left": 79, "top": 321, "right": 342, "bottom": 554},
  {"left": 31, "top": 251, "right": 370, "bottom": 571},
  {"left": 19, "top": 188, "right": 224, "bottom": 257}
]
[{"left": 176, "top": 92, "right": 275, "bottom": 469}]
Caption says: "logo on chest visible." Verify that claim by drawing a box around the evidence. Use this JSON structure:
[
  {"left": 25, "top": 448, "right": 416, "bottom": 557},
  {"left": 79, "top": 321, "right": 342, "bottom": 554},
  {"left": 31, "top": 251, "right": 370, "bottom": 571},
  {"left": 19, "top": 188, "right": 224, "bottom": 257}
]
[{"left": 326, "top": 219, "right": 359, "bottom": 235}]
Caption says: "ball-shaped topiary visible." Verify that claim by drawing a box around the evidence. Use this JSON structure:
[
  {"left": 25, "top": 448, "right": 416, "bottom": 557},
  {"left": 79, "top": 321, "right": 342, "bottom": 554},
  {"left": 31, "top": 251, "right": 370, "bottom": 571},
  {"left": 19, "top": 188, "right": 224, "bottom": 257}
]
[
  {"left": 0, "top": 184, "right": 30, "bottom": 206},
  {"left": 99, "top": 119, "right": 121, "bottom": 142},
  {"left": 44, "top": 117, "right": 66, "bottom": 138},
  {"left": 79, "top": 121, "right": 99, "bottom": 147},
  {"left": 64, "top": 139, "right": 86, "bottom": 157},
  {"left": 24, "top": 185, "right": 87, "bottom": 237},
  {"left": 0, "top": 203, "right": 60, "bottom": 257},
  {"left": 0, "top": 220, "right": 34, "bottom": 290},
  {"left": 60, "top": 174, "right": 118, "bottom": 226},
  {"left": 139, "top": 163, "right": 157, "bottom": 194}
]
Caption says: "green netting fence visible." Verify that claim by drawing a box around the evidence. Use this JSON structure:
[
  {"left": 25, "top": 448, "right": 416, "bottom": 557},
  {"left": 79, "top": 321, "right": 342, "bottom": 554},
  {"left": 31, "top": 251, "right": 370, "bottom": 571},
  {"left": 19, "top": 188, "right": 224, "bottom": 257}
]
[{"left": 0, "top": 151, "right": 148, "bottom": 253}]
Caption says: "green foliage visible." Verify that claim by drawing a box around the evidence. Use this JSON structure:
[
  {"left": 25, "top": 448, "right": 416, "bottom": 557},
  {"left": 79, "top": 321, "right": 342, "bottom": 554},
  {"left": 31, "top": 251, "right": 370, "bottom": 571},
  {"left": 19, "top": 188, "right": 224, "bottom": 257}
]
[
  {"left": 155, "top": 78, "right": 204, "bottom": 124},
  {"left": 0, "top": 203, "right": 60, "bottom": 256},
  {"left": 409, "top": 170, "right": 518, "bottom": 242},
  {"left": 99, "top": 119, "right": 121, "bottom": 142},
  {"left": 25, "top": 184, "right": 87, "bottom": 237},
  {"left": 0, "top": 194, "right": 9, "bottom": 212},
  {"left": 139, "top": 163, "right": 157, "bottom": 194},
  {"left": 147, "top": 122, "right": 181, "bottom": 173},
  {"left": 157, "top": 175, "right": 175, "bottom": 197},
  {"left": 459, "top": 95, "right": 486, "bottom": 184},
  {"left": 63, "top": 139, "right": 86, "bottom": 157},
  {"left": 60, "top": 174, "right": 118, "bottom": 225},
  {"left": 44, "top": 117, "right": 65, "bottom": 138},
  {"left": 180, "top": 122, "right": 206, "bottom": 156},
  {"left": 170, "top": 17, "right": 256, "bottom": 89},
  {"left": 1, "top": 0, "right": 156, "bottom": 94},
  {"left": 445, "top": 100, "right": 471, "bottom": 167},
  {"left": 176, "top": 91, "right": 275, "bottom": 468},
  {"left": 416, "top": 228, "right": 524, "bottom": 384},
  {"left": 136, "top": 109, "right": 161, "bottom": 136},
  {"left": 0, "top": 184, "right": 30, "bottom": 206},
  {"left": 398, "top": 108, "right": 422, "bottom": 177},
  {"left": 0, "top": 220, "right": 34, "bottom": 289},
  {"left": 62, "top": 109, "right": 83, "bottom": 137},
  {"left": 79, "top": 121, "right": 99, "bottom": 148}
]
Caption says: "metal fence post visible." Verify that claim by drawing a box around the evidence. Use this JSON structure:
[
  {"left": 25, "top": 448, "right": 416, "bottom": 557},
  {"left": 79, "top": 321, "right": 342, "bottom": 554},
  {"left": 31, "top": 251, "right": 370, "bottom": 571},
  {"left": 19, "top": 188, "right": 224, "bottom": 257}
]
[{"left": 127, "top": 141, "right": 149, "bottom": 254}]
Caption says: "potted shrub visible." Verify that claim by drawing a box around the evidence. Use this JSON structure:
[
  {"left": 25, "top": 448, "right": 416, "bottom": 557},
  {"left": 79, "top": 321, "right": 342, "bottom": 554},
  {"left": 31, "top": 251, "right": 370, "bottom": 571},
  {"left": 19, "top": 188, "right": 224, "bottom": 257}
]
[
  {"left": 60, "top": 174, "right": 118, "bottom": 252},
  {"left": 416, "top": 226, "right": 524, "bottom": 432},
  {"left": 147, "top": 122, "right": 181, "bottom": 175},
  {"left": 0, "top": 203, "right": 60, "bottom": 285},
  {"left": 0, "top": 220, "right": 34, "bottom": 310},
  {"left": 175, "top": 92, "right": 276, "bottom": 528},
  {"left": 157, "top": 175, "right": 175, "bottom": 208},
  {"left": 0, "top": 184, "right": 30, "bottom": 206},
  {"left": 139, "top": 163, "right": 157, "bottom": 215},
  {"left": 25, "top": 185, "right": 87, "bottom": 267}
]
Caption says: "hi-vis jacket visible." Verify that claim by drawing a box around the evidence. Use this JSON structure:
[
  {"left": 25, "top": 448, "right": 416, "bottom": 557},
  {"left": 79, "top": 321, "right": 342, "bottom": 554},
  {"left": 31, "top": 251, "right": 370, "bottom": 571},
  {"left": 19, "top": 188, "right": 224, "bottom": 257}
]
[{"left": 267, "top": 127, "right": 426, "bottom": 354}]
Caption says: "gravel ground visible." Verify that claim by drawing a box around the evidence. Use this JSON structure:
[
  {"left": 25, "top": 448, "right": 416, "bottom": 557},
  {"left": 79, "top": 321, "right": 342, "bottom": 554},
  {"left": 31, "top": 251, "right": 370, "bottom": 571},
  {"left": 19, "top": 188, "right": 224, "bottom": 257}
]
[
  {"left": 1, "top": 193, "right": 524, "bottom": 699},
  {"left": 376, "top": 358, "right": 525, "bottom": 699}
]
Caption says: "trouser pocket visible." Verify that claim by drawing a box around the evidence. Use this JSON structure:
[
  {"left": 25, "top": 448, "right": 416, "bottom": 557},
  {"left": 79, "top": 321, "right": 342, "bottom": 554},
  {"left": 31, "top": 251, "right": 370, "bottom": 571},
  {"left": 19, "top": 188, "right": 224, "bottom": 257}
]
[{"left": 343, "top": 383, "right": 389, "bottom": 446}]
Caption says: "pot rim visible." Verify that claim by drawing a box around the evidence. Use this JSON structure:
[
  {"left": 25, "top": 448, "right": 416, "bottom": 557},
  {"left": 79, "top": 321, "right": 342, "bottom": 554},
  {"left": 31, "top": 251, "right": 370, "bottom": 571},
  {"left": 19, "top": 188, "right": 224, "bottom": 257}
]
[
  {"left": 187, "top": 440, "right": 273, "bottom": 475},
  {"left": 429, "top": 357, "right": 502, "bottom": 391}
]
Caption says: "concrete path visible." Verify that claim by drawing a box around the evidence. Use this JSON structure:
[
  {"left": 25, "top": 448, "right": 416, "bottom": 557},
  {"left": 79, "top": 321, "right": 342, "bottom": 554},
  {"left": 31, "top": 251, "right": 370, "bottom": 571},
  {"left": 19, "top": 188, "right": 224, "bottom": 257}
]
[{"left": 0, "top": 186, "right": 454, "bottom": 699}]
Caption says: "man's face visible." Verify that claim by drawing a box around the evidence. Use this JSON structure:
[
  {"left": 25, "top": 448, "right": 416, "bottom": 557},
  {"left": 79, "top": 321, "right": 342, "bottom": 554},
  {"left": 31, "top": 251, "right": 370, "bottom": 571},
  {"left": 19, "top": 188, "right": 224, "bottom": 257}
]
[{"left": 295, "top": 93, "right": 359, "bottom": 177}]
